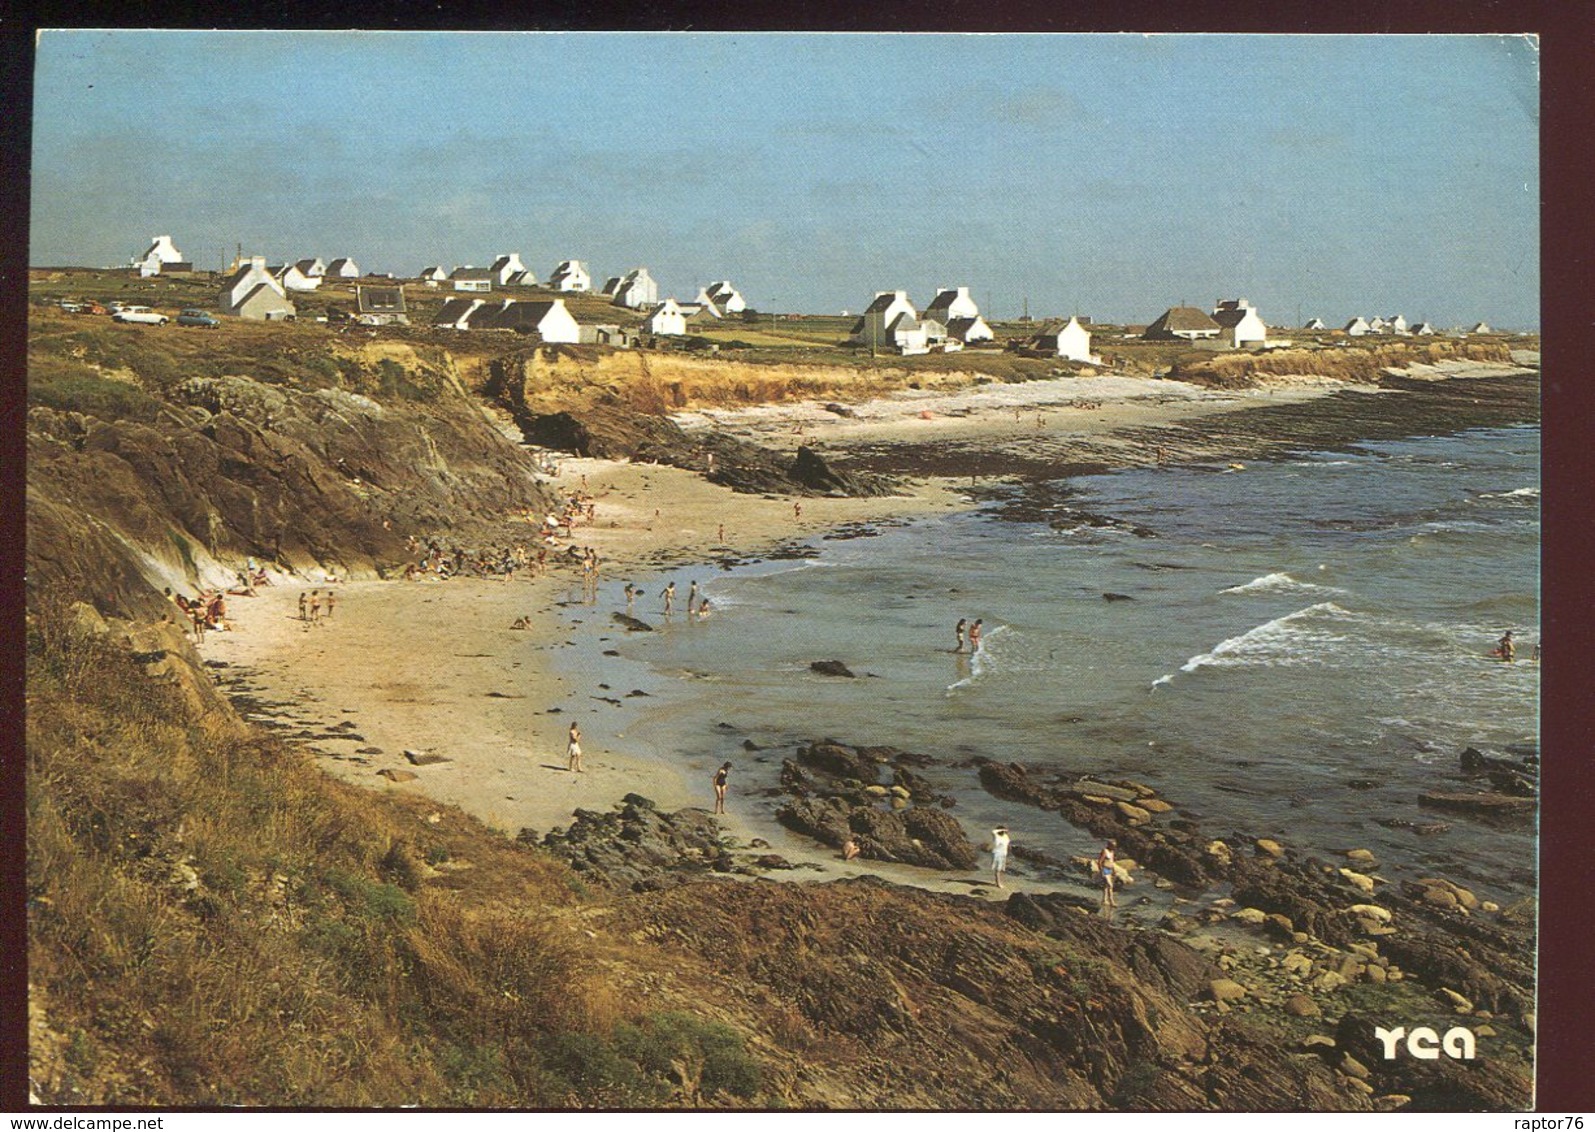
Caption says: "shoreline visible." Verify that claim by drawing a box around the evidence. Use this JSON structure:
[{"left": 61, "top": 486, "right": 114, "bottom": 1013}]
[{"left": 205, "top": 365, "right": 1539, "bottom": 897}]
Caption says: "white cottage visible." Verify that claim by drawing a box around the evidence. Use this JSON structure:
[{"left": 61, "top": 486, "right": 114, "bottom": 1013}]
[
  {"left": 417, "top": 265, "right": 449, "bottom": 282},
  {"left": 434, "top": 297, "right": 485, "bottom": 329},
  {"left": 611, "top": 268, "right": 659, "bottom": 309},
  {"left": 1471, "top": 322, "right": 1493, "bottom": 334},
  {"left": 945, "top": 316, "right": 995, "bottom": 344},
  {"left": 355, "top": 285, "right": 409, "bottom": 326},
  {"left": 219, "top": 256, "right": 296, "bottom": 320},
  {"left": 1343, "top": 317, "right": 1371, "bottom": 336},
  {"left": 477, "top": 299, "right": 581, "bottom": 342},
  {"left": 1034, "top": 316, "right": 1099, "bottom": 363},
  {"left": 1303, "top": 317, "right": 1327, "bottom": 330},
  {"left": 326, "top": 258, "right": 361, "bottom": 278},
  {"left": 1211, "top": 299, "right": 1268, "bottom": 348},
  {"left": 1143, "top": 307, "right": 1221, "bottom": 341},
  {"left": 451, "top": 267, "right": 494, "bottom": 293},
  {"left": 134, "top": 235, "right": 191, "bottom": 277},
  {"left": 1411, "top": 321, "right": 1437, "bottom": 336},
  {"left": 642, "top": 299, "right": 688, "bottom": 336},
  {"left": 271, "top": 263, "right": 321, "bottom": 292},
  {"left": 490, "top": 254, "right": 529, "bottom": 287},
  {"left": 295, "top": 258, "right": 326, "bottom": 278},
  {"left": 549, "top": 260, "right": 591, "bottom": 292},
  {"left": 924, "top": 287, "right": 981, "bottom": 325},
  {"left": 1387, "top": 314, "right": 1409, "bottom": 335},
  {"left": 702, "top": 280, "right": 746, "bottom": 313},
  {"left": 849, "top": 291, "right": 919, "bottom": 348}
]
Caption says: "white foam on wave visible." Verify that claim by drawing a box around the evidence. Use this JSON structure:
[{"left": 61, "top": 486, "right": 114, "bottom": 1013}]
[
  {"left": 1472, "top": 486, "right": 1540, "bottom": 501},
  {"left": 1219, "top": 571, "right": 1346, "bottom": 597},
  {"left": 946, "top": 624, "right": 1008, "bottom": 694},
  {"left": 1153, "top": 603, "right": 1357, "bottom": 688}
]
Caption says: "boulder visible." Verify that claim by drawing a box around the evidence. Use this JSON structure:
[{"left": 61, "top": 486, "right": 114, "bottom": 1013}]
[
  {"left": 1284, "top": 994, "right": 1321, "bottom": 1018},
  {"left": 1254, "top": 838, "right": 1284, "bottom": 858},
  {"left": 1208, "top": 978, "right": 1249, "bottom": 1003},
  {"left": 810, "top": 659, "right": 857, "bottom": 678}
]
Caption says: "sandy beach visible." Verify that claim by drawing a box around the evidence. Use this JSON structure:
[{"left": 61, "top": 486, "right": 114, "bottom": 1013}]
[{"left": 201, "top": 365, "right": 1533, "bottom": 896}]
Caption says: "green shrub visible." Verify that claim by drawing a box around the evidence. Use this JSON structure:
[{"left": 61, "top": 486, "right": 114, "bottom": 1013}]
[{"left": 30, "top": 374, "right": 162, "bottom": 421}]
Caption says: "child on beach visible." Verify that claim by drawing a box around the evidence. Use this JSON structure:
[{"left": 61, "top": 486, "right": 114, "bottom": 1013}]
[
  {"left": 969, "top": 619, "right": 983, "bottom": 652},
  {"left": 954, "top": 618, "right": 967, "bottom": 653},
  {"left": 991, "top": 827, "right": 1011, "bottom": 888},
  {"left": 713, "top": 762, "right": 731, "bottom": 813},
  {"left": 1097, "top": 839, "right": 1118, "bottom": 909}
]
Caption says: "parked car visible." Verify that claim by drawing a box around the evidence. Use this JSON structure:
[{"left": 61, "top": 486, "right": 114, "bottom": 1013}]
[
  {"left": 58, "top": 299, "right": 85, "bottom": 313},
  {"left": 176, "top": 308, "right": 219, "bottom": 328},
  {"left": 113, "top": 306, "right": 169, "bottom": 325}
]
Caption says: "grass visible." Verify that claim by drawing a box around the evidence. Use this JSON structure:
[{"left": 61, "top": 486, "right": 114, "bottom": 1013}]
[{"left": 25, "top": 595, "right": 766, "bottom": 1107}]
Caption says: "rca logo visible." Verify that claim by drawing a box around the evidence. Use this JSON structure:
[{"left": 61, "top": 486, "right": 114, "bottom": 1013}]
[{"left": 1375, "top": 1025, "right": 1476, "bottom": 1060}]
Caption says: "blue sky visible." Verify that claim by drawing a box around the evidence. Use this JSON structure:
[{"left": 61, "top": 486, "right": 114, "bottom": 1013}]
[{"left": 30, "top": 31, "right": 1539, "bottom": 328}]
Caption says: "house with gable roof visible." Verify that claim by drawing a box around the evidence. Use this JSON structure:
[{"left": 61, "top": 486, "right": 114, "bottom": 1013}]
[
  {"left": 610, "top": 268, "right": 659, "bottom": 309},
  {"left": 849, "top": 291, "right": 919, "bottom": 349},
  {"left": 219, "top": 256, "right": 296, "bottom": 320},
  {"left": 1387, "top": 314, "right": 1409, "bottom": 335},
  {"left": 549, "top": 260, "right": 591, "bottom": 292},
  {"left": 1143, "top": 306, "right": 1221, "bottom": 341},
  {"left": 1303, "top": 317, "right": 1327, "bottom": 330},
  {"left": 133, "top": 235, "right": 192, "bottom": 277},
  {"left": 1343, "top": 317, "right": 1371, "bottom": 336},
  {"left": 642, "top": 298, "right": 688, "bottom": 336},
  {"left": 690, "top": 290, "right": 725, "bottom": 319},
  {"left": 702, "top": 280, "right": 746, "bottom": 313},
  {"left": 296, "top": 258, "right": 326, "bottom": 279},
  {"left": 1032, "top": 316, "right": 1100, "bottom": 363},
  {"left": 1411, "top": 321, "right": 1437, "bottom": 336},
  {"left": 490, "top": 254, "right": 530, "bottom": 287},
  {"left": 1211, "top": 299, "right": 1268, "bottom": 348},
  {"left": 1470, "top": 322, "right": 1493, "bottom": 334},
  {"left": 471, "top": 298, "right": 580, "bottom": 342},
  {"left": 417, "top": 265, "right": 449, "bottom": 283},
  {"left": 1367, "top": 316, "right": 1389, "bottom": 334},
  {"left": 271, "top": 262, "right": 321, "bottom": 292},
  {"left": 326, "top": 258, "right": 361, "bottom": 278},
  {"left": 434, "top": 297, "right": 486, "bottom": 329},
  {"left": 945, "top": 315, "right": 995, "bottom": 344},
  {"left": 451, "top": 267, "right": 494, "bottom": 293},
  {"left": 925, "top": 287, "right": 981, "bottom": 325}
]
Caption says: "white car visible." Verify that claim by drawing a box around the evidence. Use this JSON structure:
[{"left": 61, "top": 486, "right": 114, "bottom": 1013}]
[{"left": 113, "top": 305, "right": 169, "bottom": 325}]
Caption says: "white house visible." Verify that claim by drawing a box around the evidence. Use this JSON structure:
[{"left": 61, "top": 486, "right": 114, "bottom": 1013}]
[
  {"left": 1034, "top": 316, "right": 1100, "bottom": 363},
  {"left": 1303, "top": 317, "right": 1327, "bottom": 330},
  {"left": 702, "top": 280, "right": 746, "bottom": 313},
  {"left": 134, "top": 235, "right": 190, "bottom": 277},
  {"left": 471, "top": 298, "right": 581, "bottom": 342},
  {"left": 689, "top": 290, "right": 725, "bottom": 318},
  {"left": 610, "top": 268, "right": 659, "bottom": 309},
  {"left": 295, "top": 258, "right": 326, "bottom": 278},
  {"left": 1343, "top": 317, "right": 1371, "bottom": 336},
  {"left": 271, "top": 263, "right": 321, "bottom": 292},
  {"left": 1471, "top": 322, "right": 1493, "bottom": 334},
  {"left": 417, "top": 266, "right": 448, "bottom": 282},
  {"left": 490, "top": 254, "right": 529, "bottom": 287},
  {"left": 1143, "top": 306, "right": 1221, "bottom": 341},
  {"left": 1211, "top": 299, "right": 1268, "bottom": 348},
  {"left": 642, "top": 299, "right": 688, "bottom": 336},
  {"left": 945, "top": 315, "right": 995, "bottom": 344},
  {"left": 451, "top": 267, "right": 494, "bottom": 293},
  {"left": 549, "top": 260, "right": 591, "bottom": 292},
  {"left": 1387, "top": 314, "right": 1409, "bottom": 335},
  {"left": 219, "top": 256, "right": 296, "bottom": 320},
  {"left": 849, "top": 291, "right": 919, "bottom": 347},
  {"left": 1368, "top": 316, "right": 1389, "bottom": 334},
  {"left": 507, "top": 271, "right": 539, "bottom": 287},
  {"left": 326, "top": 258, "right": 361, "bottom": 278},
  {"left": 1411, "top": 321, "right": 1437, "bottom": 335},
  {"left": 924, "top": 286, "right": 981, "bottom": 325}
]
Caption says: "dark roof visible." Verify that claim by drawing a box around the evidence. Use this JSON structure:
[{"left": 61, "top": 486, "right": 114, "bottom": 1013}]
[
  {"left": 435, "top": 298, "right": 481, "bottom": 325},
  {"left": 1211, "top": 307, "right": 1255, "bottom": 329},
  {"left": 296, "top": 259, "right": 322, "bottom": 274},
  {"left": 864, "top": 292, "right": 906, "bottom": 314},
  {"left": 357, "top": 286, "right": 407, "bottom": 314},
  {"left": 1144, "top": 307, "right": 1220, "bottom": 336},
  {"left": 946, "top": 316, "right": 987, "bottom": 338},
  {"left": 452, "top": 267, "right": 494, "bottom": 281},
  {"left": 848, "top": 317, "right": 865, "bottom": 335},
  {"left": 489, "top": 300, "right": 559, "bottom": 330}
]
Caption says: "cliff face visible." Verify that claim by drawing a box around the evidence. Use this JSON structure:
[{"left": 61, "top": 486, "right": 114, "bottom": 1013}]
[{"left": 26, "top": 334, "right": 555, "bottom": 618}]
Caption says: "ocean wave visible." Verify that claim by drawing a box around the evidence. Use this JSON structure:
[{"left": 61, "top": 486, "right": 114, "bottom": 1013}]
[
  {"left": 1173, "top": 602, "right": 1358, "bottom": 678},
  {"left": 1219, "top": 571, "right": 1347, "bottom": 597},
  {"left": 946, "top": 624, "right": 1008, "bottom": 693}
]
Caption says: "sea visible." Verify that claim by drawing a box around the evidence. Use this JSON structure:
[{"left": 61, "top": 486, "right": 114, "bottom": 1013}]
[{"left": 557, "top": 424, "right": 1540, "bottom": 905}]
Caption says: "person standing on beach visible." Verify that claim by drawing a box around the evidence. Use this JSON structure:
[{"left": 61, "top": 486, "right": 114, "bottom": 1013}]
[
  {"left": 712, "top": 761, "right": 732, "bottom": 814},
  {"left": 566, "top": 722, "right": 583, "bottom": 773},
  {"left": 298, "top": 591, "right": 308, "bottom": 621},
  {"left": 325, "top": 589, "right": 336, "bottom": 619},
  {"left": 1097, "top": 839, "right": 1118, "bottom": 909},
  {"left": 688, "top": 580, "right": 699, "bottom": 613},
  {"left": 969, "top": 619, "right": 984, "bottom": 653},
  {"left": 308, "top": 590, "right": 322, "bottom": 623},
  {"left": 954, "top": 618, "right": 968, "bottom": 653},
  {"left": 661, "top": 581, "right": 676, "bottom": 615},
  {"left": 991, "top": 827, "right": 1011, "bottom": 888},
  {"left": 793, "top": 500, "right": 802, "bottom": 521}
]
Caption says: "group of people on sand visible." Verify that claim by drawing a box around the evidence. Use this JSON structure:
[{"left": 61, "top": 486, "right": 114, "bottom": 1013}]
[
  {"left": 165, "top": 587, "right": 234, "bottom": 640},
  {"left": 953, "top": 618, "right": 985, "bottom": 653},
  {"left": 989, "top": 827, "right": 1120, "bottom": 908},
  {"left": 402, "top": 537, "right": 544, "bottom": 582},
  {"left": 297, "top": 587, "right": 336, "bottom": 626}
]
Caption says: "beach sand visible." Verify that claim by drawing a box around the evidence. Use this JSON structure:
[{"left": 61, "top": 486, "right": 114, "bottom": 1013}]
[{"left": 202, "top": 368, "right": 1526, "bottom": 897}]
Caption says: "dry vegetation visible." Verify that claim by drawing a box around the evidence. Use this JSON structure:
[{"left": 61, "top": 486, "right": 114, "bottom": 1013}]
[
  {"left": 25, "top": 597, "right": 763, "bottom": 1107},
  {"left": 1168, "top": 340, "right": 1522, "bottom": 388}
]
